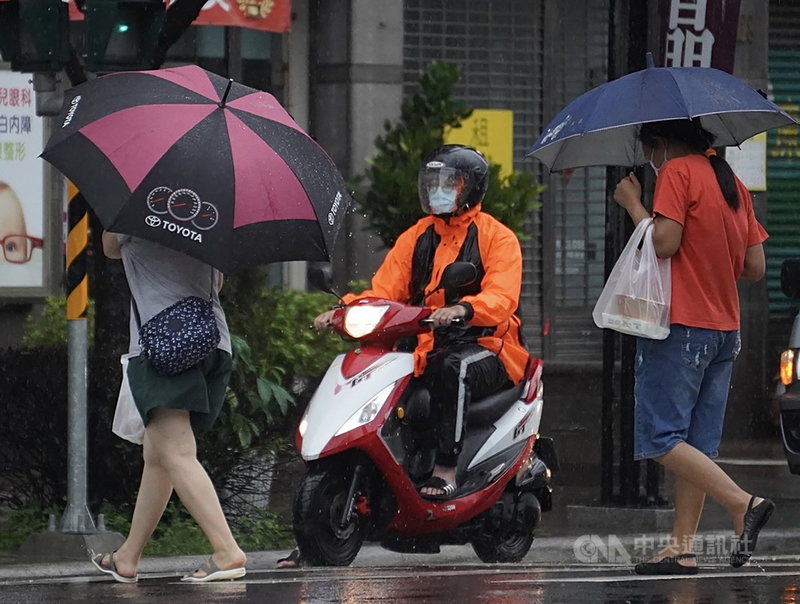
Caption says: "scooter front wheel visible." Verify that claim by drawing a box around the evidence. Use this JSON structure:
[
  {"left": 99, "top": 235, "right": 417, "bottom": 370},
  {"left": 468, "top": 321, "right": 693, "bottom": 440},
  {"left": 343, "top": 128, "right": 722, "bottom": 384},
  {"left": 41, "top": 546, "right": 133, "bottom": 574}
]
[{"left": 293, "top": 462, "right": 369, "bottom": 566}]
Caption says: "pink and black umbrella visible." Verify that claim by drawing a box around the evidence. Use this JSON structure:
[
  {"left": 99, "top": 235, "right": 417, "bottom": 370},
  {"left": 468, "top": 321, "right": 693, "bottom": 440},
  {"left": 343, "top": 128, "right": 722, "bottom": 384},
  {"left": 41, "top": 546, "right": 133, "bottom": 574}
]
[{"left": 42, "top": 65, "right": 352, "bottom": 273}]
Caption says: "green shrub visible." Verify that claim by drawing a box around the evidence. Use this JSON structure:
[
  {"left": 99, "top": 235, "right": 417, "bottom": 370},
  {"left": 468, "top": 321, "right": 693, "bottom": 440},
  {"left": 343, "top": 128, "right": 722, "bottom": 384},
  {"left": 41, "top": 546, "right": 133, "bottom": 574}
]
[
  {"left": 232, "top": 506, "right": 294, "bottom": 552},
  {"left": 0, "top": 506, "right": 57, "bottom": 551},
  {"left": 225, "top": 285, "right": 349, "bottom": 395},
  {"left": 21, "top": 297, "right": 95, "bottom": 347}
]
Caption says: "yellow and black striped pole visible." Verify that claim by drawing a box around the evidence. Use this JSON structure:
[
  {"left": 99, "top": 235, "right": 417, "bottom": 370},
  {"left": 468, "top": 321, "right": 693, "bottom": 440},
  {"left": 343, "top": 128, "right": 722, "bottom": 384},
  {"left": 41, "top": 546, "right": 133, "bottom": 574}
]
[
  {"left": 66, "top": 181, "right": 88, "bottom": 321},
  {"left": 62, "top": 180, "right": 95, "bottom": 533}
]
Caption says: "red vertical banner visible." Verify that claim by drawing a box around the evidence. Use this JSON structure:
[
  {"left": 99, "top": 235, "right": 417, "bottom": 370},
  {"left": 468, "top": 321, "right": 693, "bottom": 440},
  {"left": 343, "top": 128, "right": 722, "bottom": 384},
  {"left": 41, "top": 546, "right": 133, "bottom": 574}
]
[{"left": 659, "top": 0, "right": 741, "bottom": 72}]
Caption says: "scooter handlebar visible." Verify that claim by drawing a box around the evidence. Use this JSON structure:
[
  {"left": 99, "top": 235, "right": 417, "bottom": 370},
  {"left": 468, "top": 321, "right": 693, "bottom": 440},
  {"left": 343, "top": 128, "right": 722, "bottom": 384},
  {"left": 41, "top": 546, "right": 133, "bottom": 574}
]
[{"left": 419, "top": 317, "right": 465, "bottom": 327}]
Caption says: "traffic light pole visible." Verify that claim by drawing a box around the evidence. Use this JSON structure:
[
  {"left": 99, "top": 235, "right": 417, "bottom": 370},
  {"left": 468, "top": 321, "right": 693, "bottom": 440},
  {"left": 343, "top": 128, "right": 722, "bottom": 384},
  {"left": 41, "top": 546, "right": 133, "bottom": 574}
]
[
  {"left": 62, "top": 321, "right": 95, "bottom": 533},
  {"left": 61, "top": 184, "right": 95, "bottom": 534}
]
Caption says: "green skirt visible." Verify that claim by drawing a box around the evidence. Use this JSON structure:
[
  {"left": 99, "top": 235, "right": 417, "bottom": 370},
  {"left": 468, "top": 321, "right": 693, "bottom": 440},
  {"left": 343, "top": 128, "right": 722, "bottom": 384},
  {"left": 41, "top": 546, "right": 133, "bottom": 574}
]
[{"left": 126, "top": 349, "right": 232, "bottom": 434}]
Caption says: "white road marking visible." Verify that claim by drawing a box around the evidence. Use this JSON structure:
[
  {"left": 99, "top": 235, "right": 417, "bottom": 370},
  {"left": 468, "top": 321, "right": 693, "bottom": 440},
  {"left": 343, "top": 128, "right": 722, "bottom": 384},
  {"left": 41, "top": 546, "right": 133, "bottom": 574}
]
[
  {"left": 173, "top": 564, "right": 800, "bottom": 586},
  {"left": 715, "top": 458, "right": 788, "bottom": 466}
]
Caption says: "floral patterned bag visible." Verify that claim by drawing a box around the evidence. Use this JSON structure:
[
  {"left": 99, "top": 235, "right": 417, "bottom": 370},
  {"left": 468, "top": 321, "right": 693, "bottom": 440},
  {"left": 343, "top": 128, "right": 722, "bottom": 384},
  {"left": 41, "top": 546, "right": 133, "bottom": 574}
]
[{"left": 133, "top": 269, "right": 220, "bottom": 375}]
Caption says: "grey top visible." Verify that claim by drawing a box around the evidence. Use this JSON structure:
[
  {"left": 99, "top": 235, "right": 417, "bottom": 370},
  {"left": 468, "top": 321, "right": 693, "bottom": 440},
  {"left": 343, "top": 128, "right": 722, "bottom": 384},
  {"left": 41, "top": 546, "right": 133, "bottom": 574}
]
[{"left": 116, "top": 234, "right": 231, "bottom": 356}]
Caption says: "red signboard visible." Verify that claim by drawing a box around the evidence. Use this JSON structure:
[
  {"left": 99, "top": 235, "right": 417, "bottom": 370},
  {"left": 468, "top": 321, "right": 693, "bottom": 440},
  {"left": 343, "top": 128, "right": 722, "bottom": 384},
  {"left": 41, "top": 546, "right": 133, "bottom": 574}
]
[{"left": 68, "top": 0, "right": 291, "bottom": 33}]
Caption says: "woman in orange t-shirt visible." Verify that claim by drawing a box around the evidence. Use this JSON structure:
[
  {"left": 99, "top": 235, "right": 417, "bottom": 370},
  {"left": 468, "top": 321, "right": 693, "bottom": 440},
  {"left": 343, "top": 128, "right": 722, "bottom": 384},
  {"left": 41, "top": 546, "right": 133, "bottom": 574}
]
[{"left": 613, "top": 119, "right": 773, "bottom": 575}]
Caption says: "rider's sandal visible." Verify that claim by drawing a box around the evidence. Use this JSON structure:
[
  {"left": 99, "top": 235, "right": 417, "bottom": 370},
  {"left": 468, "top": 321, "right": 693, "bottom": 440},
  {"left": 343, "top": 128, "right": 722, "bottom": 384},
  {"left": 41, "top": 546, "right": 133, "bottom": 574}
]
[
  {"left": 276, "top": 549, "right": 304, "bottom": 568},
  {"left": 418, "top": 476, "right": 457, "bottom": 501}
]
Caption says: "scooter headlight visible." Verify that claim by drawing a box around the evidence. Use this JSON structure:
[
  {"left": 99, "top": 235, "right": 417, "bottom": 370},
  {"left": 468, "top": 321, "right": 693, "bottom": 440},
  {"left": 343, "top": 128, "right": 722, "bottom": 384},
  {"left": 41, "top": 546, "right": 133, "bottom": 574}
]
[
  {"left": 344, "top": 304, "right": 389, "bottom": 339},
  {"left": 781, "top": 349, "right": 796, "bottom": 386},
  {"left": 335, "top": 383, "right": 395, "bottom": 436}
]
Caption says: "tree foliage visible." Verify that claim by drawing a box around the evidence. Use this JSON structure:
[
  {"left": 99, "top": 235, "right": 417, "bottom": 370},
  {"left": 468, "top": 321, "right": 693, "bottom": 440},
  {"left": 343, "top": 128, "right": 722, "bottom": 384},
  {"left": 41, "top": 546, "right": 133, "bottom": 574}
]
[{"left": 354, "top": 61, "right": 545, "bottom": 249}]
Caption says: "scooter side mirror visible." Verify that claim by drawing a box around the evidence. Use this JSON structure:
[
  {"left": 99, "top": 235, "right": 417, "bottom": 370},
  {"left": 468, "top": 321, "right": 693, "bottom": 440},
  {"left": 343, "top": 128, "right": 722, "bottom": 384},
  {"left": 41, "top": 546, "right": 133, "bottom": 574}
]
[
  {"left": 307, "top": 262, "right": 335, "bottom": 293},
  {"left": 781, "top": 258, "right": 800, "bottom": 300}
]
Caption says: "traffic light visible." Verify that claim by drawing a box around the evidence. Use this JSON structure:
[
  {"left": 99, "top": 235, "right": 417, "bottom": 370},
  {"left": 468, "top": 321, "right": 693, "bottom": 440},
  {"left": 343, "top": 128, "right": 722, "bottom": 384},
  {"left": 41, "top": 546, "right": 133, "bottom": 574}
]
[
  {"left": 0, "top": 0, "right": 71, "bottom": 72},
  {"left": 85, "top": 0, "right": 165, "bottom": 72}
]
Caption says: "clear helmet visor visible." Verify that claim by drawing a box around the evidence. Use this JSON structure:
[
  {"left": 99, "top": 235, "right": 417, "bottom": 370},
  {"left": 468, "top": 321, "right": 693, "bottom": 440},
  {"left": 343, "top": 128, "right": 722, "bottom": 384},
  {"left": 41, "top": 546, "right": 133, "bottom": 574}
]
[{"left": 418, "top": 166, "right": 465, "bottom": 215}]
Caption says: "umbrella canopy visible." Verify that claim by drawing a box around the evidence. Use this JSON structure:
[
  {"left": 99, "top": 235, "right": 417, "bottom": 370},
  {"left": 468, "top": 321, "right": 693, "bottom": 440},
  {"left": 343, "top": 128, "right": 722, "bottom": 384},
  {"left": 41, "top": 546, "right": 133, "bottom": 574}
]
[
  {"left": 527, "top": 54, "right": 797, "bottom": 172},
  {"left": 42, "top": 65, "right": 352, "bottom": 273}
]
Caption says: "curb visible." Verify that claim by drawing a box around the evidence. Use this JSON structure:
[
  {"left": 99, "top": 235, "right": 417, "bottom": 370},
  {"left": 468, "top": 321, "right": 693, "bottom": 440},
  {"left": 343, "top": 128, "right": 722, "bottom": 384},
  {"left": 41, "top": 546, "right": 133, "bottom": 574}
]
[{"left": 1, "top": 532, "right": 797, "bottom": 582}]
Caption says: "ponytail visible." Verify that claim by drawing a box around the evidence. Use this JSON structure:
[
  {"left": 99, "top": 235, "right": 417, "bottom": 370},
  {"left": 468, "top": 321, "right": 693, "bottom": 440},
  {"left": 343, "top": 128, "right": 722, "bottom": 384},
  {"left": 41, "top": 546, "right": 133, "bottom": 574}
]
[
  {"left": 704, "top": 149, "right": 739, "bottom": 210},
  {"left": 639, "top": 120, "right": 742, "bottom": 211}
]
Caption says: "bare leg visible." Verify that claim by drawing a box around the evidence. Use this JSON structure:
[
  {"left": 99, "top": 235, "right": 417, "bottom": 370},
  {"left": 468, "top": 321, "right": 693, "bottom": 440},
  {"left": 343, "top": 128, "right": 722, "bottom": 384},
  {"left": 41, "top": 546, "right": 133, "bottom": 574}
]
[
  {"left": 106, "top": 408, "right": 246, "bottom": 578},
  {"left": 102, "top": 428, "right": 175, "bottom": 578},
  {"left": 648, "top": 476, "right": 704, "bottom": 565},
  {"left": 654, "top": 442, "right": 759, "bottom": 536}
]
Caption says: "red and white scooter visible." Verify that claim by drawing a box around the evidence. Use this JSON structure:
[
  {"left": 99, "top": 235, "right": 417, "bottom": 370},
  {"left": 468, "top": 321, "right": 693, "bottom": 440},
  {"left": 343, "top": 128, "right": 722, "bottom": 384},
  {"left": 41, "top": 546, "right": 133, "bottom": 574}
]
[{"left": 293, "top": 262, "right": 556, "bottom": 566}]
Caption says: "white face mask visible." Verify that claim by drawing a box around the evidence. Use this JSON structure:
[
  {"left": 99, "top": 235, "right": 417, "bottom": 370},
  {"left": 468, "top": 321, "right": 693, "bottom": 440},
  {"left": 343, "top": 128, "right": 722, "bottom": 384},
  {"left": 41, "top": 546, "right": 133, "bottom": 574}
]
[
  {"left": 648, "top": 146, "right": 668, "bottom": 176},
  {"left": 428, "top": 186, "right": 458, "bottom": 214}
]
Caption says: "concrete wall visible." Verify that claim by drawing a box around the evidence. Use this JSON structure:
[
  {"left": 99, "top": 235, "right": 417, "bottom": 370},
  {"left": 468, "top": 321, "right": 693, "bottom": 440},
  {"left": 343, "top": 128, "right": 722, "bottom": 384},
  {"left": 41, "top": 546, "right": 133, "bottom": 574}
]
[{"left": 309, "top": 0, "right": 404, "bottom": 287}]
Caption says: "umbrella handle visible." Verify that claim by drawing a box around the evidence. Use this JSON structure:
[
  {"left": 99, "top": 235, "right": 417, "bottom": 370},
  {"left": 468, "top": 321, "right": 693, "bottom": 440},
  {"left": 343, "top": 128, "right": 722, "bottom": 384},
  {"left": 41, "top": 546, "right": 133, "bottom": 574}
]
[{"left": 219, "top": 79, "right": 233, "bottom": 108}]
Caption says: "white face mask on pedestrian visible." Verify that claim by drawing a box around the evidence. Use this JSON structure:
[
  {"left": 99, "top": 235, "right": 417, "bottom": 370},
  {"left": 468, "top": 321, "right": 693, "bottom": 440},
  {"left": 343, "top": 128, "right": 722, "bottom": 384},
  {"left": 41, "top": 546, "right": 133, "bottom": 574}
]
[{"left": 648, "top": 146, "right": 668, "bottom": 176}]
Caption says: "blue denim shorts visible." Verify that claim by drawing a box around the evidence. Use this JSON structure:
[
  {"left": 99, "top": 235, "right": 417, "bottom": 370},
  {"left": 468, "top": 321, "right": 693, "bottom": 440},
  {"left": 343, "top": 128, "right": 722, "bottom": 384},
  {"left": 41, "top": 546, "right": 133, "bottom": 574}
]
[{"left": 633, "top": 325, "right": 740, "bottom": 460}]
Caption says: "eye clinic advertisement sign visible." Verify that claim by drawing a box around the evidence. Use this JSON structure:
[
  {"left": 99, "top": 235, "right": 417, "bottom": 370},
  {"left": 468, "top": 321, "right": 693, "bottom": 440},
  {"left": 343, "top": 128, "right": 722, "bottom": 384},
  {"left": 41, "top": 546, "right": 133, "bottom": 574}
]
[{"left": 0, "top": 70, "right": 45, "bottom": 289}]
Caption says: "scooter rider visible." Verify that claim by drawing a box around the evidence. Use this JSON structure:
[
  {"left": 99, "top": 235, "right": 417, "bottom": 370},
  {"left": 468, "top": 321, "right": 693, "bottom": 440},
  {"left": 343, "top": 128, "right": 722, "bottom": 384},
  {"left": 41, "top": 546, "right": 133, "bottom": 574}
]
[{"left": 314, "top": 144, "right": 528, "bottom": 500}]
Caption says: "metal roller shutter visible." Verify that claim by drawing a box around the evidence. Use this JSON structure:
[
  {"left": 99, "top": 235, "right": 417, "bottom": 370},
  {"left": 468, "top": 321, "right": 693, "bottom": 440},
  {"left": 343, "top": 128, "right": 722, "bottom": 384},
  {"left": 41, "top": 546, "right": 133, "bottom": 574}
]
[
  {"left": 540, "top": 0, "right": 610, "bottom": 362},
  {"left": 767, "top": 2, "right": 800, "bottom": 317}
]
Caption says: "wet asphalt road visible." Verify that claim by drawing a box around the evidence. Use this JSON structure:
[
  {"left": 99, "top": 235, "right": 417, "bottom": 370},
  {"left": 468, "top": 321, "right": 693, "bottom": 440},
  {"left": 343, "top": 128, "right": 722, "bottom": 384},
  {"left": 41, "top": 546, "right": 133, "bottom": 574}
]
[{"left": 2, "top": 560, "right": 799, "bottom": 603}]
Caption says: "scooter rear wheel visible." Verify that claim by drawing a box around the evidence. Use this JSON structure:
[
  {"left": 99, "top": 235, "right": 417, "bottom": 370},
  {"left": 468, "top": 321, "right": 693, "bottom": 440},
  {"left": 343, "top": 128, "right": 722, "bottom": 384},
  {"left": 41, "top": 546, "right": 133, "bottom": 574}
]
[
  {"left": 471, "top": 491, "right": 540, "bottom": 563},
  {"left": 293, "top": 462, "right": 368, "bottom": 566}
]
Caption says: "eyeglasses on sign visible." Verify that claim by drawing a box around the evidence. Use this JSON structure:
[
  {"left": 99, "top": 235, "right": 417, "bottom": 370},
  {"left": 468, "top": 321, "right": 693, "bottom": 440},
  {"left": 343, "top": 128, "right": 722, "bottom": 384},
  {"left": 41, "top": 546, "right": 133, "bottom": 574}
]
[{"left": 0, "top": 234, "right": 44, "bottom": 263}]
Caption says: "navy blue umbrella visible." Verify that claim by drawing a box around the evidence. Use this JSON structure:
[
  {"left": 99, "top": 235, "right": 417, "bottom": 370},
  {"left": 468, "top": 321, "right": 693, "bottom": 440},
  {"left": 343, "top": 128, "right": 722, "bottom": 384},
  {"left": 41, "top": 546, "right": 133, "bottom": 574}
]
[{"left": 527, "top": 53, "right": 797, "bottom": 172}]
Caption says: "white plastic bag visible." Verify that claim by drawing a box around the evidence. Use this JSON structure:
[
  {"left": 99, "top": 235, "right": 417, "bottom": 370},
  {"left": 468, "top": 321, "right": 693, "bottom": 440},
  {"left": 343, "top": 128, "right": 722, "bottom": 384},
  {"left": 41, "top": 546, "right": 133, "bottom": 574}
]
[
  {"left": 112, "top": 354, "right": 145, "bottom": 445},
  {"left": 592, "top": 218, "right": 671, "bottom": 339}
]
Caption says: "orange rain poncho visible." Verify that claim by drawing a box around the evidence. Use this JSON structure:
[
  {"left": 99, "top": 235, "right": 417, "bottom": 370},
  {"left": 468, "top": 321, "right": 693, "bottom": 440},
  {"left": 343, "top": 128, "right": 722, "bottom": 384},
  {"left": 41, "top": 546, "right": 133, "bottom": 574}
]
[{"left": 344, "top": 204, "right": 529, "bottom": 384}]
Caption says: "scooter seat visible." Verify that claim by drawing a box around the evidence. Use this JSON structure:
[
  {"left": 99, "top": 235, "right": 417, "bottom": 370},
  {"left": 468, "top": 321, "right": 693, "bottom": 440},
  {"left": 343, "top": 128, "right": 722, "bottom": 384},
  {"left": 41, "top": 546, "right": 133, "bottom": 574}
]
[
  {"left": 466, "top": 381, "right": 525, "bottom": 426},
  {"left": 402, "top": 381, "right": 524, "bottom": 427}
]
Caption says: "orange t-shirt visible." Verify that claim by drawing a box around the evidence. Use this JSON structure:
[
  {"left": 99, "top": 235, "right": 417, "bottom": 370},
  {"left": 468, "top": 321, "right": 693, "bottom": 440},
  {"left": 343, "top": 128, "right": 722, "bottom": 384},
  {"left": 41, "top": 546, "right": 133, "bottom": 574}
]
[{"left": 653, "top": 154, "right": 768, "bottom": 331}]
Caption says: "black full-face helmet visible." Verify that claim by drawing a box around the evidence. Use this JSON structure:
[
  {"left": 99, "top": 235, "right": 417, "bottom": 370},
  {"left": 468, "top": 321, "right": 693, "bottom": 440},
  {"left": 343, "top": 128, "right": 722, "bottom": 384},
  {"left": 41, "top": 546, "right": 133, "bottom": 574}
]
[{"left": 418, "top": 144, "right": 490, "bottom": 216}]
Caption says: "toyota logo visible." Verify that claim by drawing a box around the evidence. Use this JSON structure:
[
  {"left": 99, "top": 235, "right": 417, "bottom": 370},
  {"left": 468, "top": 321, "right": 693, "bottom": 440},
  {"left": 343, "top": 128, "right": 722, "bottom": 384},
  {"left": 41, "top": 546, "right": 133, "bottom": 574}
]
[{"left": 145, "top": 215, "right": 162, "bottom": 227}]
